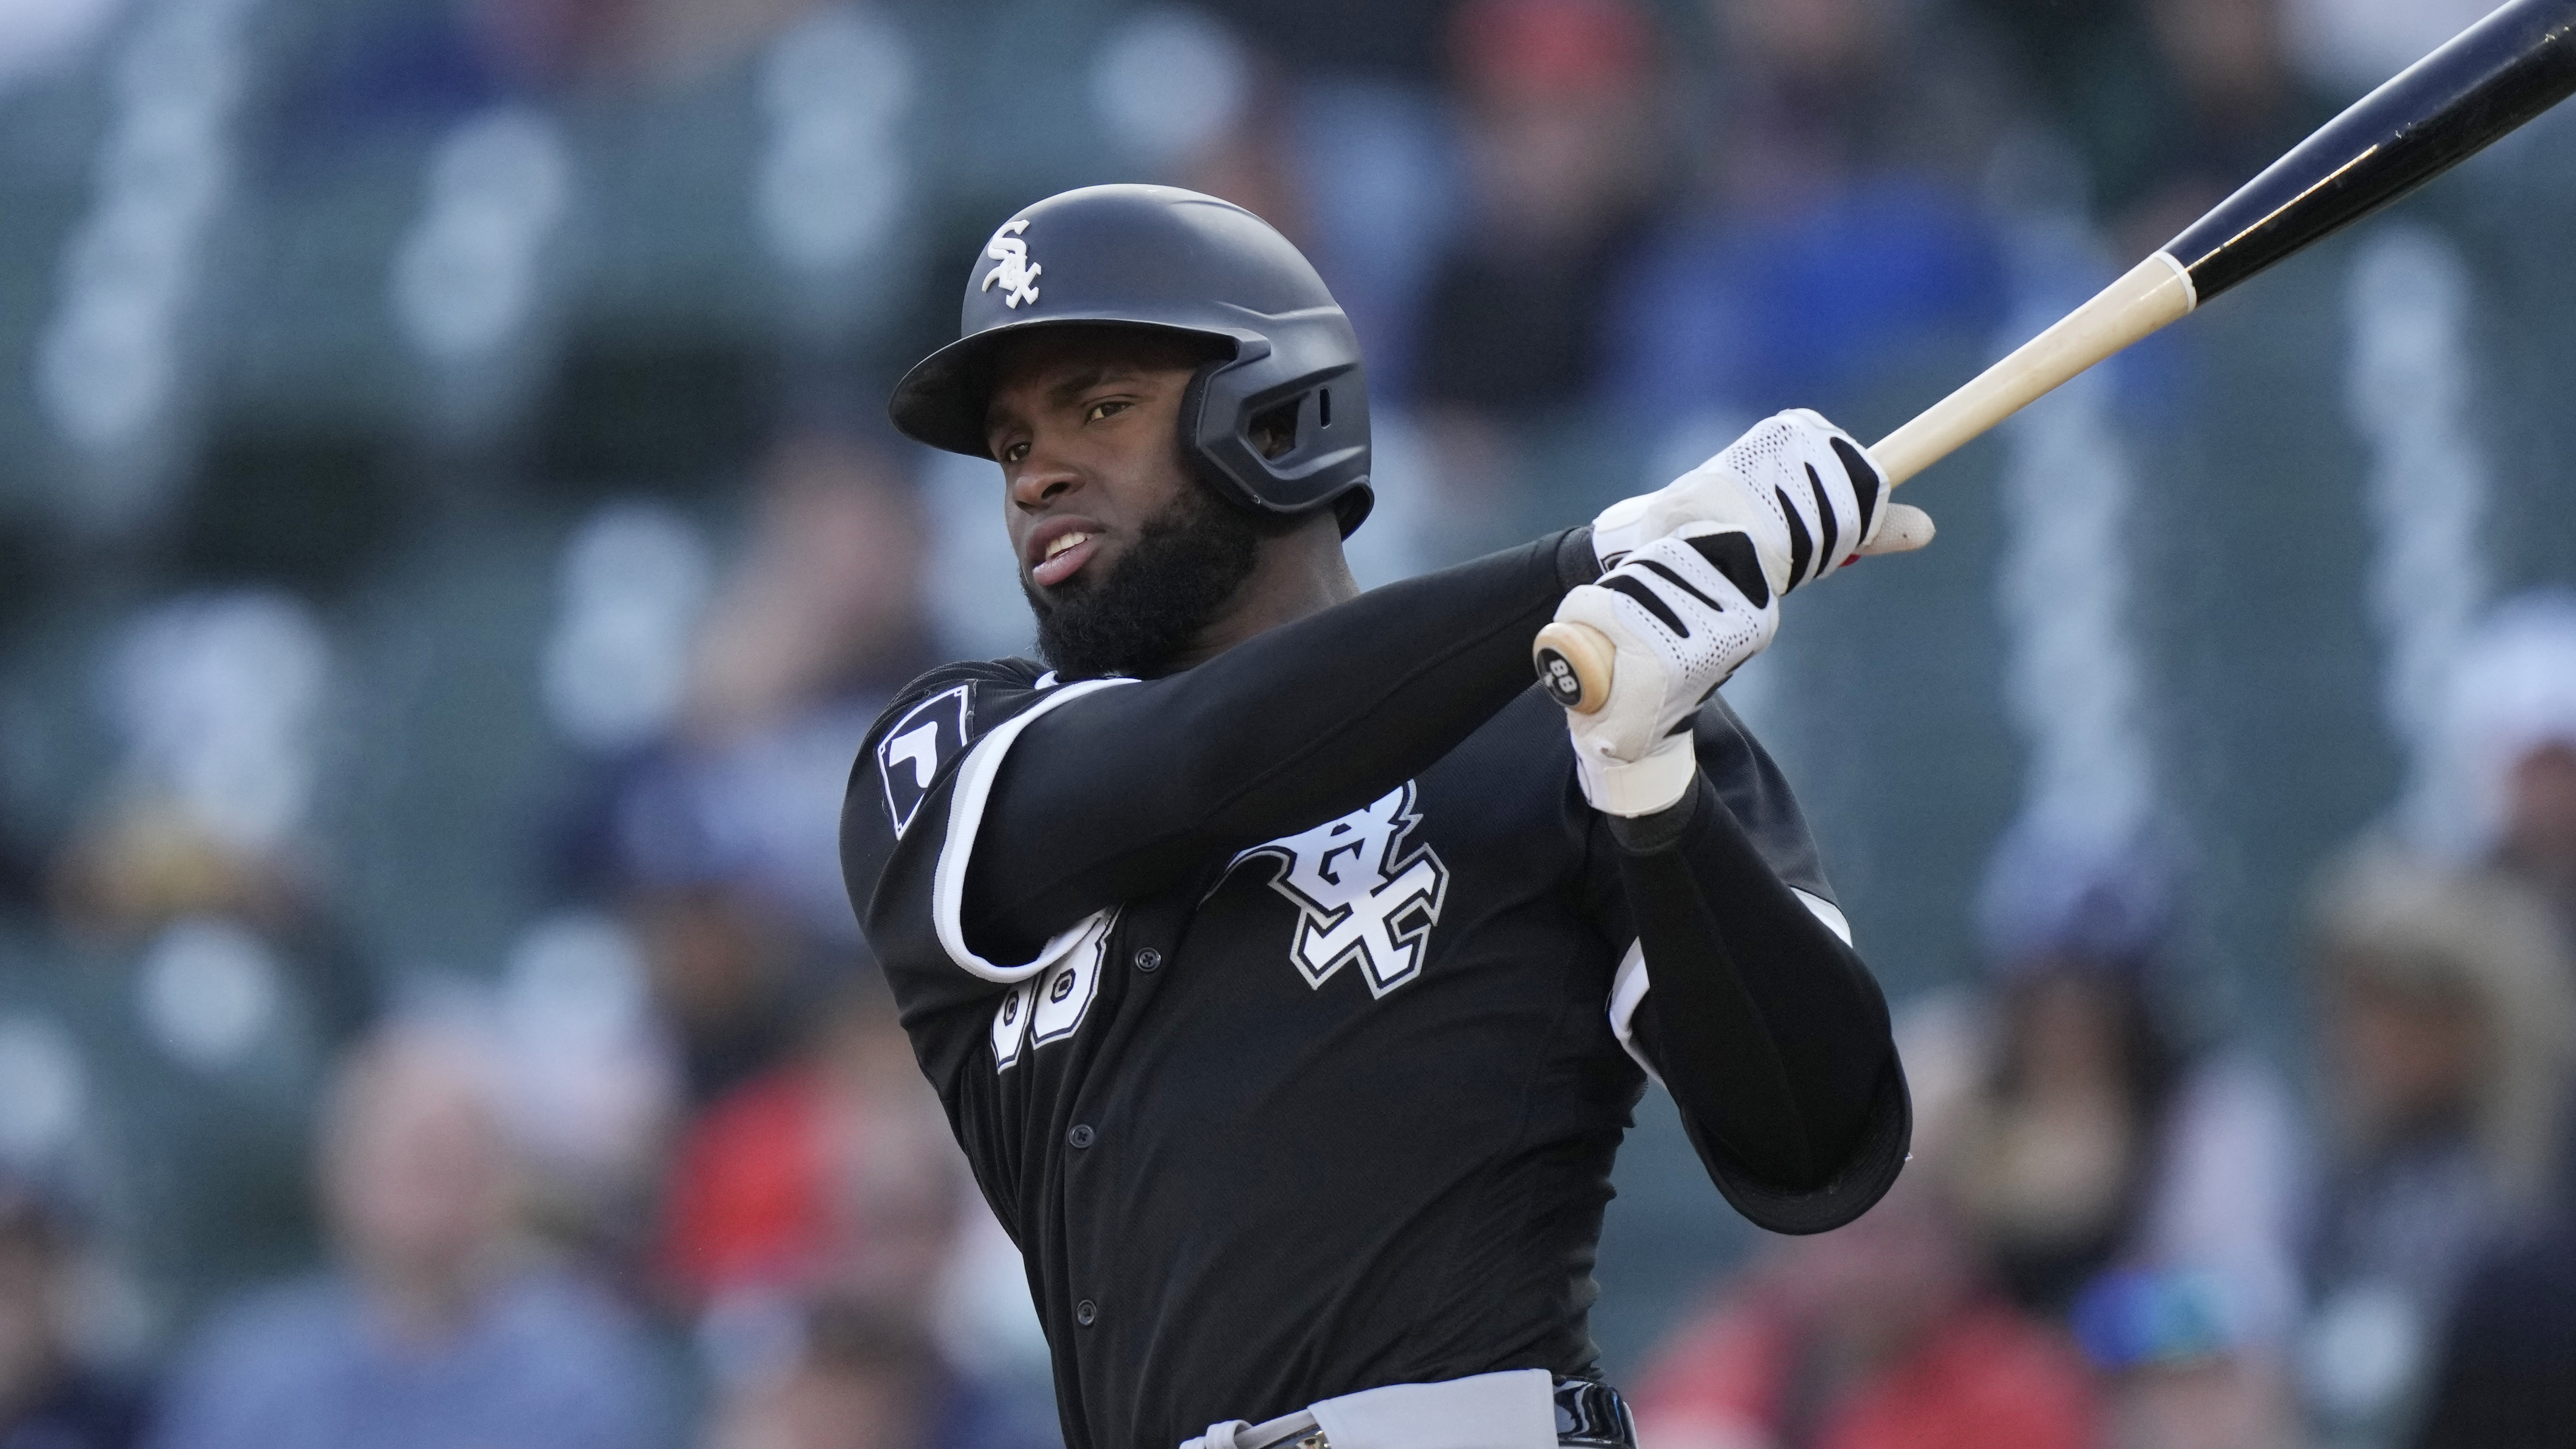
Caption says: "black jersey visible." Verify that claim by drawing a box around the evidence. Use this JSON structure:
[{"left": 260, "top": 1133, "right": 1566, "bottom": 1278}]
[{"left": 841, "top": 534, "right": 1905, "bottom": 1449}]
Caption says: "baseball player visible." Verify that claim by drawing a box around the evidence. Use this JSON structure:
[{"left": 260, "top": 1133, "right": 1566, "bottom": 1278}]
[{"left": 842, "top": 186, "right": 1910, "bottom": 1449}]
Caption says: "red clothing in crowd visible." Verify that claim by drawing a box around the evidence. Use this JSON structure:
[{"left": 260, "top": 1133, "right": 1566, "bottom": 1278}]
[
  {"left": 657, "top": 1065, "right": 830, "bottom": 1297},
  {"left": 1634, "top": 1296, "right": 2100, "bottom": 1449}
]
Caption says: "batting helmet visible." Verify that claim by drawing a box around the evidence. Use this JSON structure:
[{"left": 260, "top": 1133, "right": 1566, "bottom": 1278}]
[{"left": 888, "top": 185, "right": 1373, "bottom": 535}]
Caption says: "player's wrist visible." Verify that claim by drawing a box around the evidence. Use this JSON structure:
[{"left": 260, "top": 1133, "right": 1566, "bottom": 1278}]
[
  {"left": 1575, "top": 731, "right": 1698, "bottom": 817},
  {"left": 1606, "top": 771, "right": 1704, "bottom": 850},
  {"left": 1554, "top": 526, "right": 1605, "bottom": 589}
]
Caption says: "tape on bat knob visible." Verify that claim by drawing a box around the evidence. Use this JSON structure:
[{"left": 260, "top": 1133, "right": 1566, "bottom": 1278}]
[{"left": 1533, "top": 621, "right": 1613, "bottom": 714}]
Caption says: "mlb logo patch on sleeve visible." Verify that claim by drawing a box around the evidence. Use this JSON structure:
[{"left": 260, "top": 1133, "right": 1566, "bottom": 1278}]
[{"left": 878, "top": 685, "right": 973, "bottom": 836}]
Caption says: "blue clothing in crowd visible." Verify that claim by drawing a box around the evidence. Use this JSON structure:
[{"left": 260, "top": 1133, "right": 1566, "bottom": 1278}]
[
  {"left": 1606, "top": 179, "right": 2008, "bottom": 421},
  {"left": 147, "top": 1268, "right": 665, "bottom": 1449}
]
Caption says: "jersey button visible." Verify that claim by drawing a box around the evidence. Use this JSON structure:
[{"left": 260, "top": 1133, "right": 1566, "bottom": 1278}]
[
  {"left": 1067, "top": 1124, "right": 1095, "bottom": 1149},
  {"left": 1076, "top": 1299, "right": 1098, "bottom": 1327},
  {"left": 1132, "top": 947, "right": 1162, "bottom": 972}
]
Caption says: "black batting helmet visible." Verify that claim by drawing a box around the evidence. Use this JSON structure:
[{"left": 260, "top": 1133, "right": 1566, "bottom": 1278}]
[{"left": 888, "top": 185, "right": 1373, "bottom": 535}]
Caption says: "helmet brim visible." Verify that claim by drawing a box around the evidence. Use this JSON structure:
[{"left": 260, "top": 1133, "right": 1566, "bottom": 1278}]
[{"left": 887, "top": 316, "right": 1246, "bottom": 459}]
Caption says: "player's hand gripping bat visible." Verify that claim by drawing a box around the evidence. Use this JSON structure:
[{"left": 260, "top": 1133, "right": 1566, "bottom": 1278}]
[{"left": 1534, "top": 0, "right": 2576, "bottom": 716}]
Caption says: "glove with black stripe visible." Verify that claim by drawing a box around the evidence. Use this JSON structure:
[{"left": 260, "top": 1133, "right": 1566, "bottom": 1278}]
[
  {"left": 1555, "top": 410, "right": 1904, "bottom": 816},
  {"left": 1591, "top": 409, "right": 1902, "bottom": 591},
  {"left": 1553, "top": 526, "right": 1779, "bottom": 816}
]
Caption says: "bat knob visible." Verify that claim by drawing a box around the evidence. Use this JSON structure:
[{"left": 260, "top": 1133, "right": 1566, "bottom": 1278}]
[{"left": 1533, "top": 621, "right": 1614, "bottom": 715}]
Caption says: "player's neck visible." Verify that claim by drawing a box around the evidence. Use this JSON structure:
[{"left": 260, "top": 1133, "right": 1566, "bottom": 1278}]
[{"left": 1167, "top": 513, "right": 1359, "bottom": 671}]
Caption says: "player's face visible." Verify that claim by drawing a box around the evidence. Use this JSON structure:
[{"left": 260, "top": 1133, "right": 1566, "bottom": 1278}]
[{"left": 985, "top": 331, "right": 1206, "bottom": 597}]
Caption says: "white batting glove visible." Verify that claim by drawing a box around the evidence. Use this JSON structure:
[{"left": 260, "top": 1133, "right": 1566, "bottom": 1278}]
[
  {"left": 1556, "top": 528, "right": 1779, "bottom": 816},
  {"left": 1592, "top": 410, "right": 1916, "bottom": 593}
]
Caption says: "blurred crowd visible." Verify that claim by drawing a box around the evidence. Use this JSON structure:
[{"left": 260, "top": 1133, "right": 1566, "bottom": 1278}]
[
  {"left": 1630, "top": 664, "right": 2576, "bottom": 1449},
  {"left": 0, "top": 0, "right": 2574, "bottom": 1447}
]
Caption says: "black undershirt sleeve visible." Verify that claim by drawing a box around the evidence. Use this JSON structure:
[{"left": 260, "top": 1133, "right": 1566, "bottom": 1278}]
[
  {"left": 1612, "top": 777, "right": 1910, "bottom": 1233},
  {"left": 964, "top": 529, "right": 1601, "bottom": 962}
]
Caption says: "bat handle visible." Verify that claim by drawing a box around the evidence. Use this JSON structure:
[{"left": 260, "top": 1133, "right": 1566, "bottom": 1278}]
[
  {"left": 1534, "top": 621, "right": 1615, "bottom": 714},
  {"left": 1531, "top": 252, "right": 2201, "bottom": 716},
  {"left": 1868, "top": 252, "right": 2196, "bottom": 486}
]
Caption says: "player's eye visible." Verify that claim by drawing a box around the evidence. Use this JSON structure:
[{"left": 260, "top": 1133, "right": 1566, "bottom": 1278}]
[
  {"left": 999, "top": 440, "right": 1030, "bottom": 464},
  {"left": 1085, "top": 399, "right": 1130, "bottom": 424}
]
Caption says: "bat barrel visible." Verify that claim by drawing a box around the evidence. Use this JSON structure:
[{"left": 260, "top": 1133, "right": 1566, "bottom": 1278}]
[{"left": 2166, "top": 0, "right": 2576, "bottom": 303}]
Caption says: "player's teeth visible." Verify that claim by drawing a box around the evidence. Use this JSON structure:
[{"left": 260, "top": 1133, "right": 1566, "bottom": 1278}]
[{"left": 1046, "top": 531, "right": 1089, "bottom": 560}]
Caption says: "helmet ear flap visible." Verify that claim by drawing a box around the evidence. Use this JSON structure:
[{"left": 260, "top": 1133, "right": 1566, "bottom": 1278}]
[
  {"left": 1176, "top": 358, "right": 1261, "bottom": 514},
  {"left": 1185, "top": 351, "right": 1370, "bottom": 532}
]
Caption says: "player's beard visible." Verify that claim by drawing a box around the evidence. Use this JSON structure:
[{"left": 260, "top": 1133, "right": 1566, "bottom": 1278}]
[{"left": 1023, "top": 477, "right": 1271, "bottom": 680}]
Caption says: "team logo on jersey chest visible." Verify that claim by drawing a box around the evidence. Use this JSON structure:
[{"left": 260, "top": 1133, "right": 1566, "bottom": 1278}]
[
  {"left": 1228, "top": 782, "right": 1449, "bottom": 998},
  {"left": 878, "top": 685, "right": 972, "bottom": 837}
]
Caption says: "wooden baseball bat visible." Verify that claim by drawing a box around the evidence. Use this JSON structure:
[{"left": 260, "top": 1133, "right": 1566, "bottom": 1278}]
[{"left": 1534, "top": 0, "right": 2576, "bottom": 717}]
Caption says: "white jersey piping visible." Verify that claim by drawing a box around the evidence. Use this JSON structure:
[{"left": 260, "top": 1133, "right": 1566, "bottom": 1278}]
[{"left": 931, "top": 677, "right": 1135, "bottom": 982}]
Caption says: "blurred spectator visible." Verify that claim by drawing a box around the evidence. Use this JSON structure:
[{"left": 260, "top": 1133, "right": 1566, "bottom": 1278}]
[
  {"left": 1956, "top": 820, "right": 2304, "bottom": 1332},
  {"left": 1954, "top": 0, "right": 2140, "bottom": 149},
  {"left": 293, "top": 0, "right": 836, "bottom": 137},
  {"left": 659, "top": 984, "right": 957, "bottom": 1310},
  {"left": 1948, "top": 819, "right": 2304, "bottom": 1447},
  {"left": 1966, "top": 0, "right": 2335, "bottom": 255},
  {"left": 52, "top": 592, "right": 331, "bottom": 935},
  {"left": 664, "top": 983, "right": 1054, "bottom": 1444},
  {"left": 1206, "top": 0, "right": 1450, "bottom": 79},
  {"left": 1698, "top": 0, "right": 2002, "bottom": 208},
  {"left": 1086, "top": 8, "right": 1291, "bottom": 265},
  {"left": 1409, "top": 0, "right": 1665, "bottom": 421},
  {"left": 2099, "top": 0, "right": 2337, "bottom": 257},
  {"left": 1630, "top": 1003, "right": 2101, "bottom": 1449},
  {"left": 1630, "top": 1184, "right": 2101, "bottom": 1449},
  {"left": 566, "top": 434, "right": 934, "bottom": 1102},
  {"left": 0, "top": 1178, "right": 144, "bottom": 1449},
  {"left": 2406, "top": 1208, "right": 2576, "bottom": 1449},
  {"left": 481, "top": 912, "right": 685, "bottom": 1260},
  {"left": 2296, "top": 847, "right": 2576, "bottom": 1449},
  {"left": 0, "top": 819, "right": 36, "bottom": 920},
  {"left": 623, "top": 882, "right": 811, "bottom": 1105},
  {"left": 610, "top": 0, "right": 834, "bottom": 86},
  {"left": 700, "top": 1294, "right": 1050, "bottom": 1449},
  {"left": 147, "top": 1024, "right": 665, "bottom": 1449},
  {"left": 2416, "top": 590, "right": 2576, "bottom": 940},
  {"left": 2069, "top": 1267, "right": 2302, "bottom": 1449},
  {"left": 677, "top": 433, "right": 931, "bottom": 754},
  {"left": 1602, "top": 0, "right": 2010, "bottom": 425},
  {"left": 2501, "top": 735, "right": 2576, "bottom": 940},
  {"left": 48, "top": 592, "right": 374, "bottom": 1044},
  {"left": 24, "top": 591, "right": 360, "bottom": 1323}
]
